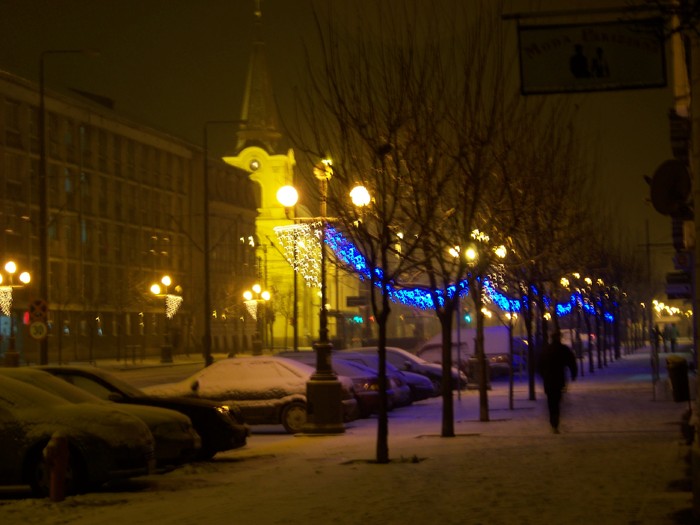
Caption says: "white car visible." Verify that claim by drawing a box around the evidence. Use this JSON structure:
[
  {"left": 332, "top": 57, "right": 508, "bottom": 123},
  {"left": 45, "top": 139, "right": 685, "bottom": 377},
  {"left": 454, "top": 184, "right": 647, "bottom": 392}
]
[{"left": 144, "top": 356, "right": 359, "bottom": 433}]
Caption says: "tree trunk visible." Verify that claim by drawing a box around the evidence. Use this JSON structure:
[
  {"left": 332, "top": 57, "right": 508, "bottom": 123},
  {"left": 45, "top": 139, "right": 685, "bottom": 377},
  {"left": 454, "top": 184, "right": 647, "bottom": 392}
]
[{"left": 439, "top": 305, "right": 455, "bottom": 437}]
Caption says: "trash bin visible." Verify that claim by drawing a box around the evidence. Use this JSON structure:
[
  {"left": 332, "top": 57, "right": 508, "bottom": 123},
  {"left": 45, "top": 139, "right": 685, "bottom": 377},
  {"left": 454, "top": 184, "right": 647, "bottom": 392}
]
[{"left": 666, "top": 355, "right": 690, "bottom": 402}]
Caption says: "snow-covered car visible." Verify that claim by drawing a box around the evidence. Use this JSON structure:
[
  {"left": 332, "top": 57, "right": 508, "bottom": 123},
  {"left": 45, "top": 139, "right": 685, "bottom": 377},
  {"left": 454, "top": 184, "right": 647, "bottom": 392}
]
[
  {"left": 39, "top": 365, "right": 249, "bottom": 459},
  {"left": 142, "top": 356, "right": 359, "bottom": 434},
  {"left": 0, "top": 374, "right": 155, "bottom": 497},
  {"left": 0, "top": 368, "right": 200, "bottom": 468}
]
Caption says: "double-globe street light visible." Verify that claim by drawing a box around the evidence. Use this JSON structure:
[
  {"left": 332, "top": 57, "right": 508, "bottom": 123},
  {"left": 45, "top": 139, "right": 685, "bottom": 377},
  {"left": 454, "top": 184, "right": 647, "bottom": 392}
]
[
  {"left": 1, "top": 261, "right": 31, "bottom": 367},
  {"left": 38, "top": 49, "right": 98, "bottom": 365},
  {"left": 150, "top": 275, "right": 183, "bottom": 363}
]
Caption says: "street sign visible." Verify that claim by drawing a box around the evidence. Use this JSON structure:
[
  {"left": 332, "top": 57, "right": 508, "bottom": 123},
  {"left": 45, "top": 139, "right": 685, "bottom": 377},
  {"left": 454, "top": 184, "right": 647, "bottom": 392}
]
[
  {"left": 29, "top": 299, "right": 48, "bottom": 321},
  {"left": 346, "top": 296, "right": 368, "bottom": 307},
  {"left": 29, "top": 320, "right": 48, "bottom": 340}
]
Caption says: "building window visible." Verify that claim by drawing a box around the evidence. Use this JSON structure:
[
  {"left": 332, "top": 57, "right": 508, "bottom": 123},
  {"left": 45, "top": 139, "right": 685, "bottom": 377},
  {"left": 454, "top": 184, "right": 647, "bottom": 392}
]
[
  {"left": 64, "top": 118, "right": 75, "bottom": 163},
  {"left": 114, "top": 135, "right": 122, "bottom": 177},
  {"left": 4, "top": 99, "right": 22, "bottom": 149},
  {"left": 64, "top": 168, "right": 76, "bottom": 211},
  {"left": 48, "top": 113, "right": 59, "bottom": 158},
  {"left": 28, "top": 106, "right": 38, "bottom": 153}
]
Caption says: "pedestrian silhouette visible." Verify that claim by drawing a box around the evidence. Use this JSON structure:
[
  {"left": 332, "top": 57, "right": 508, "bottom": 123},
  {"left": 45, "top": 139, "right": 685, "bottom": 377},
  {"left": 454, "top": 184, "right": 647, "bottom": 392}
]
[
  {"left": 539, "top": 331, "right": 578, "bottom": 433},
  {"left": 569, "top": 44, "right": 590, "bottom": 79}
]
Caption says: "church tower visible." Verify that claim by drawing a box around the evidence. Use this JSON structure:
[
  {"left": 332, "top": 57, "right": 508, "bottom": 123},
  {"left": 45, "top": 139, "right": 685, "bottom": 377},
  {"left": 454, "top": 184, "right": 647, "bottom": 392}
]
[{"left": 223, "top": 1, "right": 302, "bottom": 350}]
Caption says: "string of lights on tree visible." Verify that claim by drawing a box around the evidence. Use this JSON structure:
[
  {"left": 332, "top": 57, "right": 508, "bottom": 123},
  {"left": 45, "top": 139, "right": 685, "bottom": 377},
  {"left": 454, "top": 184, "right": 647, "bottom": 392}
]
[{"left": 277, "top": 222, "right": 615, "bottom": 322}]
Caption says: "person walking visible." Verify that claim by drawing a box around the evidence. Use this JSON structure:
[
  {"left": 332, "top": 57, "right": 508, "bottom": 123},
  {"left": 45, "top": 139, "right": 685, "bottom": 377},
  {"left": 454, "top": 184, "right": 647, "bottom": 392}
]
[{"left": 539, "top": 331, "right": 578, "bottom": 433}]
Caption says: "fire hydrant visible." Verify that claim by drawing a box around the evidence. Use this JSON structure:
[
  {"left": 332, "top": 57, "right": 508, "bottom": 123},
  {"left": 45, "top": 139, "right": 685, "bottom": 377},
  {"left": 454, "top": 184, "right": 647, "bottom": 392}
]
[{"left": 43, "top": 432, "right": 69, "bottom": 502}]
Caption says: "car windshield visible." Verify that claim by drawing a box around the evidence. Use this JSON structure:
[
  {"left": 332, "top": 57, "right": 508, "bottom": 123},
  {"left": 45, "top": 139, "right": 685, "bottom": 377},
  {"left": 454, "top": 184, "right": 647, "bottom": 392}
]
[
  {"left": 0, "top": 370, "right": 100, "bottom": 404},
  {"left": 0, "top": 376, "right": 72, "bottom": 409}
]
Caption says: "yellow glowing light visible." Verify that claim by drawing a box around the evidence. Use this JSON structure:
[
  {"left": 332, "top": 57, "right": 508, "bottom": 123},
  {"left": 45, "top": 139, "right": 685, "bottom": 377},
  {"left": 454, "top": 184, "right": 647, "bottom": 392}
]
[
  {"left": 350, "top": 185, "right": 371, "bottom": 207},
  {"left": 277, "top": 185, "right": 299, "bottom": 208},
  {"left": 252, "top": 284, "right": 261, "bottom": 294},
  {"left": 161, "top": 275, "right": 172, "bottom": 287},
  {"left": 150, "top": 283, "right": 161, "bottom": 295},
  {"left": 261, "top": 290, "right": 271, "bottom": 301},
  {"left": 19, "top": 272, "right": 30, "bottom": 284},
  {"left": 243, "top": 290, "right": 253, "bottom": 301}
]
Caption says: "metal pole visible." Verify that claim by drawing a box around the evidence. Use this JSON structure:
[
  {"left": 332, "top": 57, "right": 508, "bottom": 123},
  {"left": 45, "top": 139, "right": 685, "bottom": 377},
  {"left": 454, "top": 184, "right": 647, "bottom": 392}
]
[
  {"left": 38, "top": 52, "right": 48, "bottom": 365},
  {"left": 202, "top": 125, "right": 213, "bottom": 366},
  {"left": 293, "top": 241, "right": 298, "bottom": 352}
]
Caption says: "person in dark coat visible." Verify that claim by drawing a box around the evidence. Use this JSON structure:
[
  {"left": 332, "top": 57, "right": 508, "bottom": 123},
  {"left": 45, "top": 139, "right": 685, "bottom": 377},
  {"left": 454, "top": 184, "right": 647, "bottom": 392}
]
[{"left": 539, "top": 331, "right": 578, "bottom": 433}]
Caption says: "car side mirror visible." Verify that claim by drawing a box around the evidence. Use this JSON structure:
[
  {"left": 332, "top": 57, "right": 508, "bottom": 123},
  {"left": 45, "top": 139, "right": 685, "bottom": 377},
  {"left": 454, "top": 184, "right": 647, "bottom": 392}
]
[
  {"left": 190, "top": 379, "right": 199, "bottom": 394},
  {"left": 107, "top": 392, "right": 124, "bottom": 402},
  {"left": 403, "top": 361, "right": 412, "bottom": 371}
]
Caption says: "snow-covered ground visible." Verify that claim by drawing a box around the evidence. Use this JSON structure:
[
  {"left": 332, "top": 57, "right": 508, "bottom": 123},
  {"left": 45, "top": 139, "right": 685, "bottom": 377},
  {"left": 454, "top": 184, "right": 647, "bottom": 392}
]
[{"left": 0, "top": 347, "right": 695, "bottom": 525}]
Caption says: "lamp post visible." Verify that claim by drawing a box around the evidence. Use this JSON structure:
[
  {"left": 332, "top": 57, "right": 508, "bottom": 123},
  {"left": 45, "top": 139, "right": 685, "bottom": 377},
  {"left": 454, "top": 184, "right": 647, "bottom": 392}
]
[
  {"left": 202, "top": 120, "right": 246, "bottom": 367},
  {"left": 303, "top": 158, "right": 344, "bottom": 434},
  {"left": 243, "top": 284, "right": 270, "bottom": 355},
  {"left": 276, "top": 185, "right": 299, "bottom": 352},
  {"left": 38, "top": 49, "right": 98, "bottom": 365},
  {"left": 1, "top": 261, "right": 31, "bottom": 367},
  {"left": 150, "top": 275, "right": 183, "bottom": 363}
]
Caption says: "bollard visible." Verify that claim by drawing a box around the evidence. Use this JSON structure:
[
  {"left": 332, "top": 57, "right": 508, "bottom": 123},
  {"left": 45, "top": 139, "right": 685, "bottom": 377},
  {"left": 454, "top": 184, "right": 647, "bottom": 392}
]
[{"left": 43, "top": 432, "right": 69, "bottom": 502}]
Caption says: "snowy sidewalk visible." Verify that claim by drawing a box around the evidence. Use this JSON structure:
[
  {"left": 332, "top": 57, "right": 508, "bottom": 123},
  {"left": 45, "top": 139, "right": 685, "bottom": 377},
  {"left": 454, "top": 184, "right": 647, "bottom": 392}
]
[{"left": 0, "top": 346, "right": 695, "bottom": 525}]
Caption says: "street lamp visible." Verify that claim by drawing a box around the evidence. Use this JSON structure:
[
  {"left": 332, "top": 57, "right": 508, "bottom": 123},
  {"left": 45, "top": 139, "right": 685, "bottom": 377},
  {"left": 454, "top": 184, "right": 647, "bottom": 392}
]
[
  {"left": 150, "top": 275, "right": 183, "bottom": 363},
  {"left": 38, "top": 48, "right": 98, "bottom": 365},
  {"left": 276, "top": 185, "right": 299, "bottom": 352},
  {"left": 243, "top": 284, "right": 270, "bottom": 355},
  {"left": 0, "top": 261, "right": 31, "bottom": 367},
  {"left": 304, "top": 158, "right": 344, "bottom": 434}
]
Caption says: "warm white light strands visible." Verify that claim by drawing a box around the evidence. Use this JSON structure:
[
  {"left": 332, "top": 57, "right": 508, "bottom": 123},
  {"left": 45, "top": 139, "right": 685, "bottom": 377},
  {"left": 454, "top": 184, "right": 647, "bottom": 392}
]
[
  {"left": 0, "top": 286, "right": 12, "bottom": 316},
  {"left": 273, "top": 222, "right": 323, "bottom": 287},
  {"left": 244, "top": 299, "right": 258, "bottom": 320},
  {"left": 165, "top": 294, "right": 183, "bottom": 319}
]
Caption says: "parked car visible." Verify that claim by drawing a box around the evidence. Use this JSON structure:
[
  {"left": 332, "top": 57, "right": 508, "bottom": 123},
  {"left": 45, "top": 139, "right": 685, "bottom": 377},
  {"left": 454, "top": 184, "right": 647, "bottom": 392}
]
[
  {"left": 0, "top": 368, "right": 200, "bottom": 468},
  {"left": 415, "top": 327, "right": 527, "bottom": 382},
  {"left": 335, "top": 351, "right": 415, "bottom": 407},
  {"left": 0, "top": 374, "right": 155, "bottom": 497},
  {"left": 39, "top": 365, "right": 249, "bottom": 459},
  {"left": 141, "top": 356, "right": 359, "bottom": 434},
  {"left": 277, "top": 351, "right": 389, "bottom": 417},
  {"left": 344, "top": 346, "right": 464, "bottom": 394}
]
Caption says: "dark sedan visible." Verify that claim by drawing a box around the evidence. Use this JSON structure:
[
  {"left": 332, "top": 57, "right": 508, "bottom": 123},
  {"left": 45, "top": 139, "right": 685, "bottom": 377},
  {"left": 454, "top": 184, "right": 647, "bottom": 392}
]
[
  {"left": 277, "top": 351, "right": 389, "bottom": 417},
  {"left": 39, "top": 365, "right": 249, "bottom": 460},
  {"left": 345, "top": 346, "right": 466, "bottom": 394}
]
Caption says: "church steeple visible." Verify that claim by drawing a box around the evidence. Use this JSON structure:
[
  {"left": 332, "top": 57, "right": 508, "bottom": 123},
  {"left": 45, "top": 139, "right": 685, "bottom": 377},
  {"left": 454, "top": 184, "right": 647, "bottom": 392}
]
[{"left": 236, "top": 0, "right": 283, "bottom": 154}]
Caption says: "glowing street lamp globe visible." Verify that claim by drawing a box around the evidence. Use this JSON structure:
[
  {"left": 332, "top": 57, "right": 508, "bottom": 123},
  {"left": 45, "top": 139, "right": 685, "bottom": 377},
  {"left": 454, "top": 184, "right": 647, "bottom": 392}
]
[
  {"left": 350, "top": 185, "right": 371, "bottom": 207},
  {"left": 276, "top": 185, "right": 299, "bottom": 208}
]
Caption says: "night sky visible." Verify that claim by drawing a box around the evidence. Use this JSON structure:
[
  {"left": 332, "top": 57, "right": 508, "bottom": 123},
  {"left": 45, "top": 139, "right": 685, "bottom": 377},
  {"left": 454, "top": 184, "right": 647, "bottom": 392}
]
[{"left": 0, "top": 0, "right": 678, "bottom": 284}]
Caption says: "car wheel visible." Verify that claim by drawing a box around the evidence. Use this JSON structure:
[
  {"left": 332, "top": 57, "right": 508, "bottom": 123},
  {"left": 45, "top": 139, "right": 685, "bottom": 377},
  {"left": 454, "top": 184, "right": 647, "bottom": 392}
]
[
  {"left": 281, "top": 401, "right": 306, "bottom": 434},
  {"left": 27, "top": 445, "right": 87, "bottom": 498}
]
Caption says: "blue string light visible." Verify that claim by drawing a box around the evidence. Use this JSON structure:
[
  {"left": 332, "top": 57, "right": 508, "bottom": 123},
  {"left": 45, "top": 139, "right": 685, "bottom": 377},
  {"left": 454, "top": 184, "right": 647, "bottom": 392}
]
[{"left": 324, "top": 225, "right": 614, "bottom": 322}]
